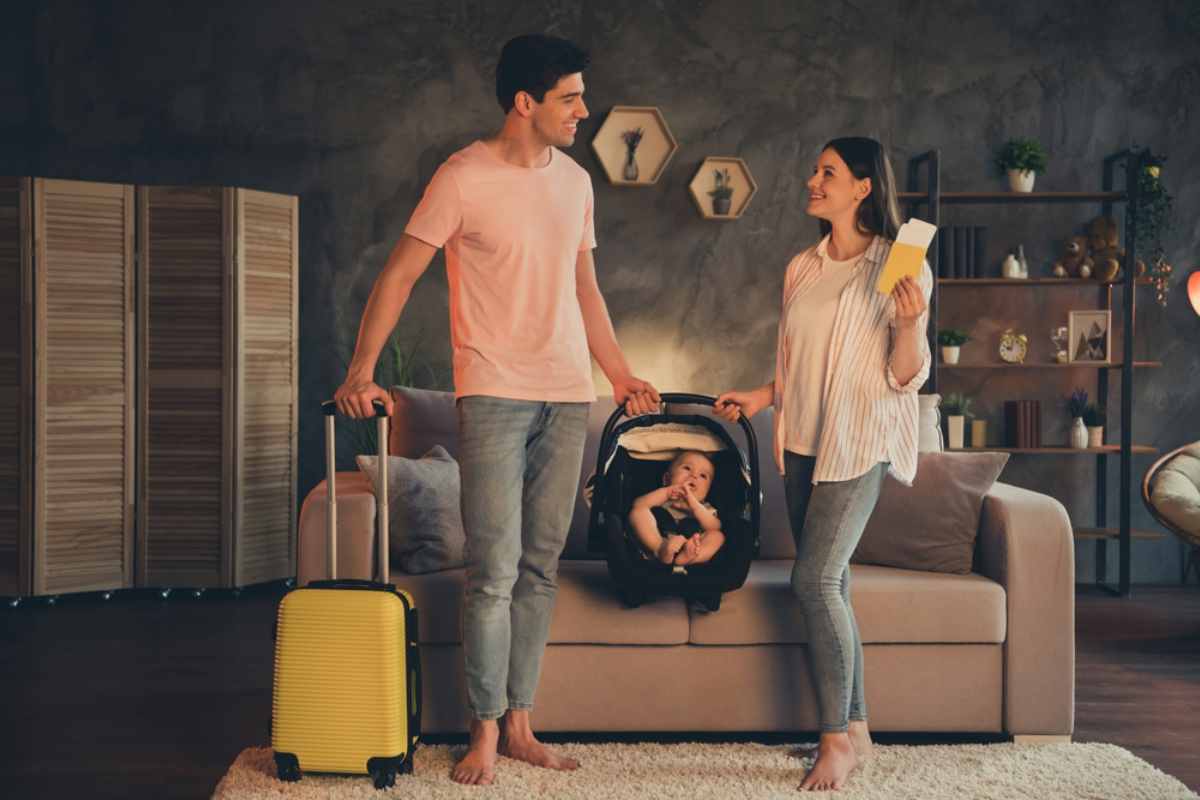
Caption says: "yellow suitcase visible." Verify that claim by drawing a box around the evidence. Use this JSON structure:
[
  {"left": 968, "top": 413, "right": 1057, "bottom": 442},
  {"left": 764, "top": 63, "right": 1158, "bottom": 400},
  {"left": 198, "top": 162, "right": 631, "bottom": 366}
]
[{"left": 272, "top": 400, "right": 421, "bottom": 788}]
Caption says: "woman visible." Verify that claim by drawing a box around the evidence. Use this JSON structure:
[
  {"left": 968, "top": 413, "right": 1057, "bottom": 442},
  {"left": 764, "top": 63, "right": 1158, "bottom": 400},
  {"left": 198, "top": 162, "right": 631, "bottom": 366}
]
[{"left": 715, "top": 137, "right": 930, "bottom": 792}]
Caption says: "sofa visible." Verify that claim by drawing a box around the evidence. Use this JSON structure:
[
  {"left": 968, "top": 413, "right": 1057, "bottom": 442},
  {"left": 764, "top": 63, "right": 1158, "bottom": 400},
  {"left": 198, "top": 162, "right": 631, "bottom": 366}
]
[{"left": 297, "top": 388, "right": 1075, "bottom": 741}]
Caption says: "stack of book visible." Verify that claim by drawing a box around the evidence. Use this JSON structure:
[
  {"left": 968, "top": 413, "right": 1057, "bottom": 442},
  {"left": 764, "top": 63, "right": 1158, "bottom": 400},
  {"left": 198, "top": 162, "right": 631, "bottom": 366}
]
[
  {"left": 1004, "top": 400, "right": 1042, "bottom": 448},
  {"left": 936, "top": 225, "right": 989, "bottom": 278}
]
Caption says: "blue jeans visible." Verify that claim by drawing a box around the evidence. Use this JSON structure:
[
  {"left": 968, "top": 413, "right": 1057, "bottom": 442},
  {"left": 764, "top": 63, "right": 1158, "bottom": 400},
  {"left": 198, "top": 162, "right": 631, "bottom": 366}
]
[
  {"left": 457, "top": 396, "right": 589, "bottom": 721},
  {"left": 784, "top": 452, "right": 887, "bottom": 733}
]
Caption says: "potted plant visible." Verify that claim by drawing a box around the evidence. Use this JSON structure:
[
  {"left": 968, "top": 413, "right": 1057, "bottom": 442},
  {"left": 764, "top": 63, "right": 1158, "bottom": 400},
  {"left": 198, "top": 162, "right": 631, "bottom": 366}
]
[
  {"left": 942, "top": 392, "right": 973, "bottom": 450},
  {"left": 621, "top": 127, "right": 644, "bottom": 182},
  {"left": 709, "top": 168, "right": 734, "bottom": 215},
  {"left": 1083, "top": 403, "right": 1106, "bottom": 448},
  {"left": 994, "top": 138, "right": 1048, "bottom": 193},
  {"left": 937, "top": 328, "right": 970, "bottom": 364},
  {"left": 1067, "top": 388, "right": 1089, "bottom": 449}
]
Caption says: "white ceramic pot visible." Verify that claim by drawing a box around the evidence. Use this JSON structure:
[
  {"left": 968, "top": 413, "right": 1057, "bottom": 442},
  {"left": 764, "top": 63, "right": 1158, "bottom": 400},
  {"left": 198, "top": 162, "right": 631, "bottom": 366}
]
[
  {"left": 1008, "top": 169, "right": 1036, "bottom": 192},
  {"left": 947, "top": 415, "right": 965, "bottom": 449},
  {"left": 1070, "top": 417, "right": 1088, "bottom": 449},
  {"left": 942, "top": 345, "right": 961, "bottom": 364},
  {"left": 1001, "top": 253, "right": 1023, "bottom": 279},
  {"left": 971, "top": 419, "right": 988, "bottom": 448},
  {"left": 1088, "top": 426, "right": 1104, "bottom": 448}
]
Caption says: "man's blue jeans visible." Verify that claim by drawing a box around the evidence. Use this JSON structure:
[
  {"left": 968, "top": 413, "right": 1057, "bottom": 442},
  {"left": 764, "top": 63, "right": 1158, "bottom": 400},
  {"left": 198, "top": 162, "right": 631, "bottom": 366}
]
[{"left": 457, "top": 396, "right": 589, "bottom": 721}]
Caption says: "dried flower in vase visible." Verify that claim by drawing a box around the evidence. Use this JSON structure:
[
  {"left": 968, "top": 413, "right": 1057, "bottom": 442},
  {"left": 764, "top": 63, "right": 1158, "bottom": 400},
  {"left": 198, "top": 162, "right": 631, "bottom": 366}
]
[{"left": 621, "top": 127, "right": 644, "bottom": 152}]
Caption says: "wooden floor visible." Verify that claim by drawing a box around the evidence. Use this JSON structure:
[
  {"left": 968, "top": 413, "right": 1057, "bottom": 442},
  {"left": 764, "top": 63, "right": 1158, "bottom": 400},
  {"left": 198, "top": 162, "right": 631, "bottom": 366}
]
[{"left": 2, "top": 584, "right": 1197, "bottom": 798}]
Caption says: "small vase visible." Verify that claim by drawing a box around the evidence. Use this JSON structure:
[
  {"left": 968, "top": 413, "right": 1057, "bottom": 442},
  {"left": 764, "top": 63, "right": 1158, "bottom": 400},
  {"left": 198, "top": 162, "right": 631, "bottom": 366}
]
[
  {"left": 712, "top": 195, "right": 732, "bottom": 215},
  {"left": 622, "top": 148, "right": 639, "bottom": 182},
  {"left": 1001, "top": 252, "right": 1023, "bottom": 279},
  {"left": 971, "top": 419, "right": 988, "bottom": 448},
  {"left": 947, "top": 416, "right": 965, "bottom": 449},
  {"left": 1088, "top": 426, "right": 1104, "bottom": 448},
  {"left": 1070, "top": 417, "right": 1088, "bottom": 449},
  {"left": 941, "top": 345, "right": 961, "bottom": 365},
  {"left": 1007, "top": 169, "right": 1036, "bottom": 192}
]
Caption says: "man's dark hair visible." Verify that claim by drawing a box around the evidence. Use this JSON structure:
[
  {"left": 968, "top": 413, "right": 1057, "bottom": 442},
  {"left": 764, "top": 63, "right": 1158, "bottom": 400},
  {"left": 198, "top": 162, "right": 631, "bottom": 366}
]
[{"left": 496, "top": 34, "right": 590, "bottom": 113}]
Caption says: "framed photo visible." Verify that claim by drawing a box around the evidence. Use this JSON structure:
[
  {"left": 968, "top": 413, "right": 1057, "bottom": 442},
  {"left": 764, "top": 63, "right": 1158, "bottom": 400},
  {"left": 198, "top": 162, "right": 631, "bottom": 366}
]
[{"left": 1068, "top": 310, "right": 1112, "bottom": 364}]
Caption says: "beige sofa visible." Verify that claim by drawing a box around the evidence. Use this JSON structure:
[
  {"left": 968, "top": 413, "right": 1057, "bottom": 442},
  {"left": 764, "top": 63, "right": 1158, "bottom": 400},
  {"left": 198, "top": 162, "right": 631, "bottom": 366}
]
[{"left": 297, "top": 388, "right": 1075, "bottom": 740}]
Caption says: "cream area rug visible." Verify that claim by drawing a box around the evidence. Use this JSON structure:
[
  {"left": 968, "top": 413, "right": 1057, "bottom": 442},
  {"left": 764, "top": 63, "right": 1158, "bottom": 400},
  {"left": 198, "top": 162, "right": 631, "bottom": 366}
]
[{"left": 213, "top": 741, "right": 1198, "bottom": 799}]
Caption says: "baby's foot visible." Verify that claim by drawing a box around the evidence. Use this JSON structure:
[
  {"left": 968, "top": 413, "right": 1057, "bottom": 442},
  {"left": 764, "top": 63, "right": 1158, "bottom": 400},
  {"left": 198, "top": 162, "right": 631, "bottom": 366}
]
[
  {"left": 674, "top": 534, "right": 703, "bottom": 565},
  {"left": 657, "top": 535, "right": 686, "bottom": 564}
]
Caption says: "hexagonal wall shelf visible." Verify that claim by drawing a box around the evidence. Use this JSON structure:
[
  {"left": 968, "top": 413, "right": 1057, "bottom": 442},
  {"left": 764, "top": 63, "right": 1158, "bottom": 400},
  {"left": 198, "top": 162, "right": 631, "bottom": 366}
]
[
  {"left": 590, "top": 106, "right": 678, "bottom": 186},
  {"left": 688, "top": 157, "right": 758, "bottom": 220}
]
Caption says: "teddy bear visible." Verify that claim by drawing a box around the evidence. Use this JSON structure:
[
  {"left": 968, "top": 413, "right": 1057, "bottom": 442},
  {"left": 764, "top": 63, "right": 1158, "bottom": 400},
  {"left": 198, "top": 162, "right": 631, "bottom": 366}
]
[
  {"left": 1086, "top": 215, "right": 1124, "bottom": 283},
  {"left": 1053, "top": 234, "right": 1093, "bottom": 278}
]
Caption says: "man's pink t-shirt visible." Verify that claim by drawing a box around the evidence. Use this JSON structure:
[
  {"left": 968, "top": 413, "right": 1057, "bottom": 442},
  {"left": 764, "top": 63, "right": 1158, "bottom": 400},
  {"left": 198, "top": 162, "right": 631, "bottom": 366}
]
[{"left": 405, "top": 140, "right": 598, "bottom": 402}]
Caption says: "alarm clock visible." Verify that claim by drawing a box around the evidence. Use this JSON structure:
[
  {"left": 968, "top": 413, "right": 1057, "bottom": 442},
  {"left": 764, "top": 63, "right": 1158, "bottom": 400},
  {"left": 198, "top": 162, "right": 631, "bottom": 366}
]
[{"left": 999, "top": 329, "right": 1029, "bottom": 364}]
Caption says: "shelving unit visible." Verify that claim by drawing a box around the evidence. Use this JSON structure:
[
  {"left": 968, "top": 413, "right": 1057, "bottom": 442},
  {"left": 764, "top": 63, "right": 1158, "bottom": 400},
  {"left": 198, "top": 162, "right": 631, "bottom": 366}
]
[{"left": 905, "top": 149, "right": 1152, "bottom": 596}]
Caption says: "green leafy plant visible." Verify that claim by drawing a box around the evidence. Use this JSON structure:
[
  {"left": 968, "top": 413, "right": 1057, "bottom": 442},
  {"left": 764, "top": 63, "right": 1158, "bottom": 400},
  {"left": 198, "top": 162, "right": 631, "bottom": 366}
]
[
  {"left": 942, "top": 392, "right": 974, "bottom": 419},
  {"left": 1067, "top": 388, "right": 1089, "bottom": 419},
  {"left": 1129, "top": 146, "right": 1175, "bottom": 306},
  {"left": 937, "top": 328, "right": 971, "bottom": 347},
  {"left": 708, "top": 168, "right": 734, "bottom": 200},
  {"left": 994, "top": 138, "right": 1048, "bottom": 175},
  {"left": 1083, "top": 403, "right": 1106, "bottom": 428}
]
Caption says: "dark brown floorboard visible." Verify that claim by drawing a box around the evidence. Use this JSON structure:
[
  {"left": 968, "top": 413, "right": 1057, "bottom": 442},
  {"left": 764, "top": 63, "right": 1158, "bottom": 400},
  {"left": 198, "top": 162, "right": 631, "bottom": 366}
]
[{"left": 1, "top": 584, "right": 1197, "bottom": 798}]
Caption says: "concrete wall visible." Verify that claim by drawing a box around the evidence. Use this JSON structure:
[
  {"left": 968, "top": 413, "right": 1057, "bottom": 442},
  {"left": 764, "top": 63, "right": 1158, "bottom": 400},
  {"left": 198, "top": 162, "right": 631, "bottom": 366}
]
[{"left": 3, "top": 0, "right": 1198, "bottom": 582}]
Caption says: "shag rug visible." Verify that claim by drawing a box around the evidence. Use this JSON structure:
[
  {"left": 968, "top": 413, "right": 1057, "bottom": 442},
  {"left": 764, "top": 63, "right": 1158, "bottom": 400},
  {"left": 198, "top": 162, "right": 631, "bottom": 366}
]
[{"left": 212, "top": 741, "right": 1198, "bottom": 799}]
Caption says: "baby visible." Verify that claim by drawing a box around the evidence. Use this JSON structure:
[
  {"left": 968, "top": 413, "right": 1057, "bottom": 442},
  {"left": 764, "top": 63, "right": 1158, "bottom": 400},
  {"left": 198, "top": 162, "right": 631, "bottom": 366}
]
[{"left": 628, "top": 450, "right": 726, "bottom": 567}]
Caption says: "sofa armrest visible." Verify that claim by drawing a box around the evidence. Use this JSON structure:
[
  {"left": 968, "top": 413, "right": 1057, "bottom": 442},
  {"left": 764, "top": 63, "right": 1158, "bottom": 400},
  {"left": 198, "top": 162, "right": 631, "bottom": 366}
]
[
  {"left": 977, "top": 481, "right": 1075, "bottom": 736},
  {"left": 297, "top": 471, "right": 378, "bottom": 586}
]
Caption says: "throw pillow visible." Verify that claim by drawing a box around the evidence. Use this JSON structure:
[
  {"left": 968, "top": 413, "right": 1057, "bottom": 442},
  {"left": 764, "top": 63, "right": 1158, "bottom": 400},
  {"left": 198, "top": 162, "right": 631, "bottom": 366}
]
[
  {"left": 356, "top": 445, "right": 466, "bottom": 574},
  {"left": 852, "top": 451, "right": 1009, "bottom": 574}
]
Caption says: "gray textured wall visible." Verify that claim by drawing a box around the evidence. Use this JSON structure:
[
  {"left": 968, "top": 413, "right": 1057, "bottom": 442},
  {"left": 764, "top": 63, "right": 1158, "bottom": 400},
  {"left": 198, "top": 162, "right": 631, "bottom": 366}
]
[{"left": 4, "top": 0, "right": 1198, "bottom": 583}]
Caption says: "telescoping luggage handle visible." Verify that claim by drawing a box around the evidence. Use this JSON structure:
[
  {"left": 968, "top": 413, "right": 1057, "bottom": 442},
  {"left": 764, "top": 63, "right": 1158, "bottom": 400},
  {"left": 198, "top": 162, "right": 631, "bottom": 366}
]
[{"left": 321, "top": 399, "right": 390, "bottom": 584}]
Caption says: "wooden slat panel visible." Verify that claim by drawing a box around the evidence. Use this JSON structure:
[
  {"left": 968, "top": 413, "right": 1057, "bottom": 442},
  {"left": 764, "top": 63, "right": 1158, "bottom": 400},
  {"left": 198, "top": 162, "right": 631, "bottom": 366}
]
[
  {"left": 0, "top": 177, "right": 30, "bottom": 595},
  {"left": 34, "top": 179, "right": 134, "bottom": 595},
  {"left": 234, "top": 189, "right": 297, "bottom": 586},
  {"left": 139, "top": 186, "right": 226, "bottom": 588}
]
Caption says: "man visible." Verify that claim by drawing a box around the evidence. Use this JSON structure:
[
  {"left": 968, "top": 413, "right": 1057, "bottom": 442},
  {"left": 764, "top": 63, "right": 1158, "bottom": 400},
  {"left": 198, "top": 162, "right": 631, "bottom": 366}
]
[{"left": 334, "top": 34, "right": 658, "bottom": 786}]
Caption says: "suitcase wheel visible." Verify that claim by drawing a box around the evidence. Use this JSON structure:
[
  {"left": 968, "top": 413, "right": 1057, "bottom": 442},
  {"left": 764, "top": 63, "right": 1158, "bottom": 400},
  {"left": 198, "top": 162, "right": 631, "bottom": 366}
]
[
  {"left": 370, "top": 766, "right": 396, "bottom": 789},
  {"left": 274, "top": 752, "right": 301, "bottom": 782}
]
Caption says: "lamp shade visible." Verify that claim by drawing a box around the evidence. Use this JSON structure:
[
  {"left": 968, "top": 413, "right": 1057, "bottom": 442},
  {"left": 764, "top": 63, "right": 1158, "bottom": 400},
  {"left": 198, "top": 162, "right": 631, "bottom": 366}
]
[{"left": 1190, "top": 270, "right": 1200, "bottom": 317}]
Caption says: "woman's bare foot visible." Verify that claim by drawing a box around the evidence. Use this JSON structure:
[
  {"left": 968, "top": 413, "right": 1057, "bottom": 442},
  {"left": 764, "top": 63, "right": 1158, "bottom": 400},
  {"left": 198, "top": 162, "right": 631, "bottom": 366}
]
[
  {"left": 657, "top": 535, "right": 686, "bottom": 564},
  {"left": 798, "top": 732, "right": 858, "bottom": 791},
  {"left": 673, "top": 534, "right": 702, "bottom": 565},
  {"left": 451, "top": 718, "right": 499, "bottom": 785},
  {"left": 790, "top": 720, "right": 873, "bottom": 763},
  {"left": 499, "top": 710, "right": 579, "bottom": 771}
]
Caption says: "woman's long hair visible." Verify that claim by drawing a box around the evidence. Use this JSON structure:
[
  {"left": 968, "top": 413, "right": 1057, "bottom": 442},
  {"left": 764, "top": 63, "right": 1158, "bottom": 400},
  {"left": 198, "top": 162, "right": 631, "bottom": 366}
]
[{"left": 817, "top": 137, "right": 902, "bottom": 241}]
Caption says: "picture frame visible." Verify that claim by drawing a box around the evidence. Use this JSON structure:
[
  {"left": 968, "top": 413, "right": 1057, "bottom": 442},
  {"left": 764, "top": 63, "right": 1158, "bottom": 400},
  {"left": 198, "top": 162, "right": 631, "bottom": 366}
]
[{"left": 1068, "top": 310, "right": 1112, "bottom": 364}]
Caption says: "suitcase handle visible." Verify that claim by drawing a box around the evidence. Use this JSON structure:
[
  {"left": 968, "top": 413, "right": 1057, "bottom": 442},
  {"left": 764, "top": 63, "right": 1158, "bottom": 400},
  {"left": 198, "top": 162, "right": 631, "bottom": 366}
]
[
  {"left": 321, "top": 399, "right": 389, "bottom": 417},
  {"left": 321, "top": 397, "right": 391, "bottom": 584}
]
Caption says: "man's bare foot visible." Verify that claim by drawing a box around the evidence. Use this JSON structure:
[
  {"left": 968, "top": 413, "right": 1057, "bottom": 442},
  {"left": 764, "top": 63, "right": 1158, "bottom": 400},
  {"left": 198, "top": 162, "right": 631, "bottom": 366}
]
[
  {"left": 790, "top": 720, "right": 873, "bottom": 763},
  {"left": 499, "top": 709, "right": 580, "bottom": 771},
  {"left": 673, "top": 535, "right": 702, "bottom": 565},
  {"left": 451, "top": 718, "right": 499, "bottom": 785},
  {"left": 798, "top": 732, "right": 858, "bottom": 791},
  {"left": 657, "top": 535, "right": 685, "bottom": 564}
]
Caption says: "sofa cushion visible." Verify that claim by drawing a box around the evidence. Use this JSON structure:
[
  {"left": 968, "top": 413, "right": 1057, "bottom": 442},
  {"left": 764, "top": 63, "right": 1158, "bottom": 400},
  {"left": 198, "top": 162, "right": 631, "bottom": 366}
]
[
  {"left": 687, "top": 561, "right": 1006, "bottom": 645},
  {"left": 1152, "top": 442, "right": 1200, "bottom": 539},
  {"left": 853, "top": 451, "right": 1009, "bottom": 574},
  {"left": 389, "top": 386, "right": 458, "bottom": 459},
  {"left": 392, "top": 560, "right": 689, "bottom": 645},
  {"left": 356, "top": 445, "right": 466, "bottom": 574}
]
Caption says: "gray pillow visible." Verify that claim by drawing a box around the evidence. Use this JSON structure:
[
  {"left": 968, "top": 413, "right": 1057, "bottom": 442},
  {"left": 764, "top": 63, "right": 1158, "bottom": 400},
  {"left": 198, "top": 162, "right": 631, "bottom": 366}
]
[
  {"left": 356, "top": 445, "right": 466, "bottom": 574},
  {"left": 852, "top": 451, "right": 1009, "bottom": 574}
]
